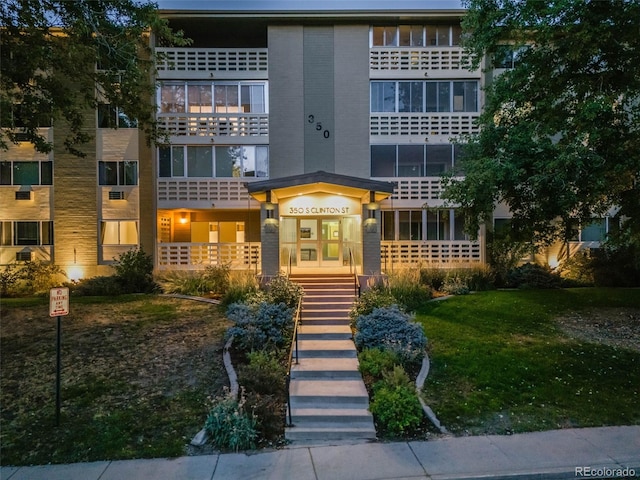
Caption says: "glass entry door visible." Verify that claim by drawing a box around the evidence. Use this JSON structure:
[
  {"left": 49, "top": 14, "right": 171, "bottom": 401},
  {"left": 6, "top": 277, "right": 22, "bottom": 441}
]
[{"left": 297, "top": 218, "right": 342, "bottom": 267}]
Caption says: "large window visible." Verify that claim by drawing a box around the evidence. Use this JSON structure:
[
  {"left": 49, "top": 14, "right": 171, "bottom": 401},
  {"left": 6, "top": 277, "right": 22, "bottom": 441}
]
[
  {"left": 0, "top": 161, "right": 52, "bottom": 185},
  {"left": 493, "top": 45, "right": 527, "bottom": 69},
  {"left": 0, "top": 221, "right": 53, "bottom": 246},
  {"left": 372, "top": 24, "right": 461, "bottom": 47},
  {"left": 160, "top": 82, "right": 268, "bottom": 114},
  {"left": 98, "top": 161, "right": 138, "bottom": 185},
  {"left": 382, "top": 209, "right": 466, "bottom": 241},
  {"left": 101, "top": 221, "right": 138, "bottom": 245},
  {"left": 158, "top": 145, "right": 268, "bottom": 178},
  {"left": 0, "top": 103, "right": 51, "bottom": 128},
  {"left": 372, "top": 81, "right": 478, "bottom": 113},
  {"left": 371, "top": 144, "right": 463, "bottom": 177},
  {"left": 97, "top": 104, "right": 137, "bottom": 128}
]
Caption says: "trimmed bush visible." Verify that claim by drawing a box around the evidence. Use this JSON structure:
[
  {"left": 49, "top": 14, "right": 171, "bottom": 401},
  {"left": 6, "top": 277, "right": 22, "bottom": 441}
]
[
  {"left": 205, "top": 391, "right": 257, "bottom": 452},
  {"left": 506, "top": 263, "right": 561, "bottom": 289},
  {"left": 225, "top": 301, "right": 294, "bottom": 352},
  {"left": 358, "top": 348, "right": 401, "bottom": 382},
  {"left": 354, "top": 305, "right": 427, "bottom": 364},
  {"left": 237, "top": 350, "right": 286, "bottom": 395},
  {"left": 370, "top": 365, "right": 423, "bottom": 435},
  {"left": 113, "top": 248, "right": 157, "bottom": 293}
]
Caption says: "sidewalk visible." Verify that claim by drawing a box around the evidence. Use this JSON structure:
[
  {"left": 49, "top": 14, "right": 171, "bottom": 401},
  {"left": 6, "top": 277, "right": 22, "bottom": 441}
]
[{"left": 2, "top": 425, "right": 638, "bottom": 480}]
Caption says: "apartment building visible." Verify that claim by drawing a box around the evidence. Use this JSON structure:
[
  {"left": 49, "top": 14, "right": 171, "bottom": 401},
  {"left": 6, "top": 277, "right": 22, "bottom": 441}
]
[{"left": 0, "top": 1, "right": 607, "bottom": 280}]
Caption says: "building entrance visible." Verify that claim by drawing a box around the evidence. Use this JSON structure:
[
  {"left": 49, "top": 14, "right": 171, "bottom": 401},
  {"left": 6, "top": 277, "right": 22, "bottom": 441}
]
[{"left": 280, "top": 216, "right": 360, "bottom": 271}]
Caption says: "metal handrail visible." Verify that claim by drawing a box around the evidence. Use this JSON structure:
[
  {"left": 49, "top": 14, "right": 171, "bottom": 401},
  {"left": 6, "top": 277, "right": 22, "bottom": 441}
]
[
  {"left": 348, "top": 248, "right": 361, "bottom": 297},
  {"left": 285, "top": 295, "right": 303, "bottom": 427}
]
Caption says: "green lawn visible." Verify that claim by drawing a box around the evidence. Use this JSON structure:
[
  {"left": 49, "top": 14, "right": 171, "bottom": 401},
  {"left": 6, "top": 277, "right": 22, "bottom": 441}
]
[
  {"left": 418, "top": 288, "right": 640, "bottom": 435},
  {"left": 0, "top": 295, "right": 230, "bottom": 466}
]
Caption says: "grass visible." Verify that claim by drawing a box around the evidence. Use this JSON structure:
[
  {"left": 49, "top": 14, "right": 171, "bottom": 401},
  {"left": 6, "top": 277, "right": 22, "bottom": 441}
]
[
  {"left": 418, "top": 288, "right": 640, "bottom": 435},
  {"left": 0, "top": 295, "right": 230, "bottom": 466}
]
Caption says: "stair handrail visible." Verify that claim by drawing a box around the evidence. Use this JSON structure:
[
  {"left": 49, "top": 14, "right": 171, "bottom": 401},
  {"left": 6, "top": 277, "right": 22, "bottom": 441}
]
[
  {"left": 285, "top": 294, "right": 303, "bottom": 427},
  {"left": 348, "top": 248, "right": 361, "bottom": 297}
]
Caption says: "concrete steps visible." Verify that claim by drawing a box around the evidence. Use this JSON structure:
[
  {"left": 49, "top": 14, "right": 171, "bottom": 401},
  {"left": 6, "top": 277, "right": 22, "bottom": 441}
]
[{"left": 285, "top": 274, "right": 376, "bottom": 444}]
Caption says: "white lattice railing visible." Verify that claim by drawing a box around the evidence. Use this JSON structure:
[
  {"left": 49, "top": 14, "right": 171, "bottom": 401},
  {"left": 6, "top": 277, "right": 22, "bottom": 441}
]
[
  {"left": 157, "top": 113, "right": 269, "bottom": 137},
  {"left": 370, "top": 47, "right": 477, "bottom": 73},
  {"left": 373, "top": 177, "right": 446, "bottom": 201},
  {"left": 381, "top": 241, "right": 482, "bottom": 267},
  {"left": 157, "top": 178, "right": 253, "bottom": 203},
  {"left": 155, "top": 48, "right": 268, "bottom": 76},
  {"left": 370, "top": 113, "right": 480, "bottom": 137},
  {"left": 157, "top": 243, "right": 261, "bottom": 270}
]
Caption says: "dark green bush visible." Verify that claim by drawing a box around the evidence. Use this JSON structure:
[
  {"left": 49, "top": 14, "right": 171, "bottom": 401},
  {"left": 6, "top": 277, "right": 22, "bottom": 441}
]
[
  {"left": 243, "top": 392, "right": 285, "bottom": 444},
  {"left": 73, "top": 275, "right": 124, "bottom": 296},
  {"left": 419, "top": 268, "right": 447, "bottom": 292},
  {"left": 225, "top": 301, "right": 294, "bottom": 352},
  {"left": 370, "top": 366, "right": 423, "bottom": 435},
  {"left": 113, "top": 248, "right": 157, "bottom": 293},
  {"left": 590, "top": 246, "right": 640, "bottom": 287},
  {"left": 354, "top": 305, "right": 427, "bottom": 364},
  {"left": 0, "top": 265, "right": 21, "bottom": 297},
  {"left": 238, "top": 350, "right": 286, "bottom": 395},
  {"left": 389, "top": 282, "right": 432, "bottom": 312},
  {"left": 559, "top": 250, "right": 595, "bottom": 286},
  {"left": 505, "top": 263, "right": 561, "bottom": 289},
  {"left": 358, "top": 348, "right": 401, "bottom": 383}
]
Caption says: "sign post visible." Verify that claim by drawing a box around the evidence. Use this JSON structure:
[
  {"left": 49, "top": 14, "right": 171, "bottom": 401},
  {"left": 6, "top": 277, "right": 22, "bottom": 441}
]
[{"left": 49, "top": 287, "right": 69, "bottom": 426}]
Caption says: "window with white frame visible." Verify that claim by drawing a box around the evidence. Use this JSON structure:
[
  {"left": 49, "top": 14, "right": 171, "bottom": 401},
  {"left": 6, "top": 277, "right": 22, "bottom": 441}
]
[
  {"left": 100, "top": 220, "right": 138, "bottom": 245},
  {"left": 0, "top": 161, "right": 52, "bottom": 185},
  {"left": 371, "top": 81, "right": 478, "bottom": 113},
  {"left": 372, "top": 24, "right": 461, "bottom": 47},
  {"left": 97, "top": 104, "right": 137, "bottom": 128},
  {"left": 158, "top": 145, "right": 269, "bottom": 178},
  {"left": 159, "top": 82, "right": 268, "bottom": 114},
  {"left": 571, "top": 218, "right": 609, "bottom": 242},
  {"left": 98, "top": 161, "right": 138, "bottom": 185},
  {"left": 493, "top": 45, "right": 527, "bottom": 69},
  {"left": 371, "top": 144, "right": 463, "bottom": 177},
  {"left": 0, "top": 221, "right": 53, "bottom": 246}
]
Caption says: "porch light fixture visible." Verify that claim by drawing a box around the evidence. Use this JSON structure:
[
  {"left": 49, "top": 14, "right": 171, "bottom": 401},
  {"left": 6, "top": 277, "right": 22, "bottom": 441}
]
[
  {"left": 179, "top": 213, "right": 188, "bottom": 224},
  {"left": 265, "top": 190, "right": 275, "bottom": 219}
]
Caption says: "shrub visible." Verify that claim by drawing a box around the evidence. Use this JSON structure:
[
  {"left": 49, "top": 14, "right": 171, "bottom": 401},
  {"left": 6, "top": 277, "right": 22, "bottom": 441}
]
[
  {"left": 156, "top": 270, "right": 207, "bottom": 295},
  {"left": 370, "top": 366, "right": 423, "bottom": 435},
  {"left": 456, "top": 265, "right": 495, "bottom": 291},
  {"left": 419, "top": 267, "right": 447, "bottom": 292},
  {"left": 558, "top": 250, "right": 595, "bottom": 286},
  {"left": 506, "top": 263, "right": 561, "bottom": 289},
  {"left": 264, "top": 274, "right": 304, "bottom": 309},
  {"left": 354, "top": 305, "right": 427, "bottom": 364},
  {"left": 15, "top": 260, "right": 66, "bottom": 295},
  {"left": 72, "top": 276, "right": 124, "bottom": 296},
  {"left": 201, "top": 264, "right": 231, "bottom": 295},
  {"left": 243, "top": 392, "right": 285, "bottom": 443},
  {"left": 221, "top": 271, "right": 259, "bottom": 306},
  {"left": 113, "top": 248, "right": 157, "bottom": 293},
  {"left": 205, "top": 391, "right": 257, "bottom": 452},
  {"left": 0, "top": 265, "right": 21, "bottom": 297},
  {"left": 590, "top": 245, "right": 640, "bottom": 287},
  {"left": 442, "top": 276, "right": 470, "bottom": 295},
  {"left": 225, "top": 301, "right": 294, "bottom": 352},
  {"left": 358, "top": 348, "right": 401, "bottom": 383},
  {"left": 349, "top": 285, "right": 396, "bottom": 327},
  {"left": 238, "top": 350, "right": 286, "bottom": 395}
]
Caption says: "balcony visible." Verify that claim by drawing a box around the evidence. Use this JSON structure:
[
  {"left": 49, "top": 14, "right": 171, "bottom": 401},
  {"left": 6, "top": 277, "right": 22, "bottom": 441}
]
[
  {"left": 372, "top": 177, "right": 455, "bottom": 201},
  {"left": 157, "top": 242, "right": 261, "bottom": 271},
  {"left": 381, "top": 240, "right": 482, "bottom": 268},
  {"left": 155, "top": 48, "right": 268, "bottom": 79},
  {"left": 370, "top": 47, "right": 479, "bottom": 78},
  {"left": 157, "top": 178, "right": 257, "bottom": 206},
  {"left": 157, "top": 113, "right": 269, "bottom": 138},
  {"left": 370, "top": 113, "right": 480, "bottom": 137}
]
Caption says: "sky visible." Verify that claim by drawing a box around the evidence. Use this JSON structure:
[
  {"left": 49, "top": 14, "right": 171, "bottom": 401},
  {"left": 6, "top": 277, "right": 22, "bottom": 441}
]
[{"left": 155, "top": 1, "right": 466, "bottom": 12}]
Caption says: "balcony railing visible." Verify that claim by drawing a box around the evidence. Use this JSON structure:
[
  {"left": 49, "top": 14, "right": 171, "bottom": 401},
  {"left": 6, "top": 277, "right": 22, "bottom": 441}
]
[
  {"left": 157, "top": 178, "right": 254, "bottom": 203},
  {"left": 370, "top": 47, "right": 478, "bottom": 75},
  {"left": 381, "top": 240, "right": 482, "bottom": 268},
  {"left": 157, "top": 242, "right": 261, "bottom": 270},
  {"left": 157, "top": 113, "right": 269, "bottom": 137},
  {"left": 155, "top": 48, "right": 268, "bottom": 78},
  {"left": 372, "top": 177, "right": 448, "bottom": 201},
  {"left": 371, "top": 113, "right": 480, "bottom": 137}
]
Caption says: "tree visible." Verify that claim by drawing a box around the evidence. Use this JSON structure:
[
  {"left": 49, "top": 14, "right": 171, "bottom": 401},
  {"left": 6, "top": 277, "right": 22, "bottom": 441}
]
[
  {"left": 1, "top": 0, "right": 188, "bottom": 156},
  {"left": 444, "top": 0, "right": 640, "bottom": 250}
]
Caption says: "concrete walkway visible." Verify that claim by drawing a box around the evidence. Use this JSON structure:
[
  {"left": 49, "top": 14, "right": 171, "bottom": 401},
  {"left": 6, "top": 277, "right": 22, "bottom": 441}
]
[{"left": 2, "top": 425, "right": 638, "bottom": 480}]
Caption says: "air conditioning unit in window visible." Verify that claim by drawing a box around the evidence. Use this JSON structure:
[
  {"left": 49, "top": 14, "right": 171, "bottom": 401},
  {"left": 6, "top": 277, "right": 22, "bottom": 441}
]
[
  {"left": 109, "top": 190, "right": 126, "bottom": 200},
  {"left": 15, "top": 191, "right": 31, "bottom": 200},
  {"left": 16, "top": 251, "right": 32, "bottom": 261}
]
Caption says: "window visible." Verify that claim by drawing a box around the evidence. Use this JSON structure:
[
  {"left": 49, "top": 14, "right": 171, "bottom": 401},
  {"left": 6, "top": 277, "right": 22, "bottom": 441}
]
[
  {"left": 159, "top": 145, "right": 269, "bottom": 178},
  {"left": 97, "top": 104, "right": 137, "bottom": 128},
  {"left": 577, "top": 219, "right": 608, "bottom": 242},
  {"left": 399, "top": 210, "right": 423, "bottom": 240},
  {"left": 0, "top": 161, "right": 53, "bottom": 185},
  {"left": 373, "top": 81, "right": 478, "bottom": 113},
  {"left": 371, "top": 144, "right": 457, "bottom": 177},
  {"left": 101, "top": 221, "right": 138, "bottom": 245},
  {"left": 98, "top": 161, "right": 138, "bottom": 185},
  {"left": 372, "top": 24, "right": 461, "bottom": 47},
  {"left": 159, "top": 82, "right": 267, "bottom": 114},
  {"left": 1, "top": 221, "right": 53, "bottom": 246},
  {"left": 493, "top": 45, "right": 526, "bottom": 69},
  {"left": 0, "top": 103, "right": 51, "bottom": 128},
  {"left": 382, "top": 211, "right": 395, "bottom": 241}
]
